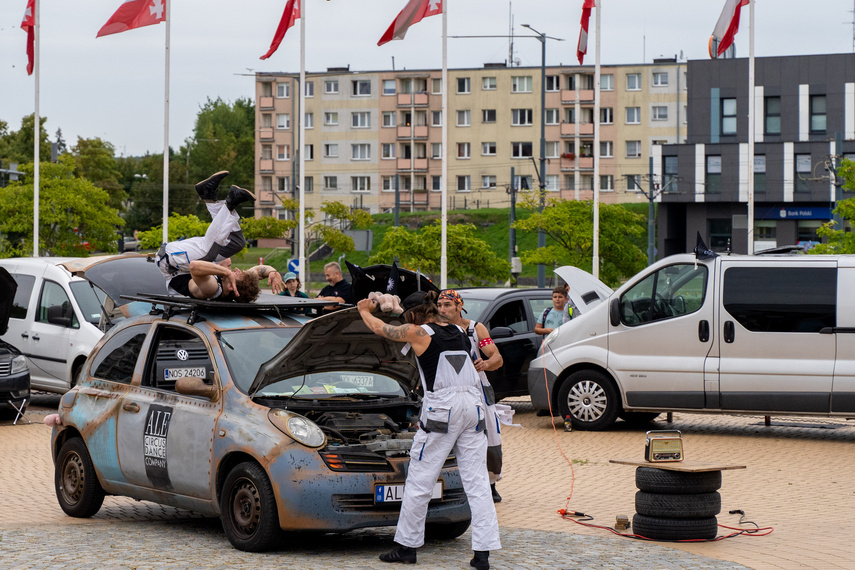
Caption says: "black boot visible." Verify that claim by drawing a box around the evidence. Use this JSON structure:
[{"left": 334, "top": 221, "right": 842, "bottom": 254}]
[
  {"left": 379, "top": 543, "right": 417, "bottom": 564},
  {"left": 195, "top": 170, "right": 228, "bottom": 202},
  {"left": 491, "top": 483, "right": 502, "bottom": 503},
  {"left": 225, "top": 184, "right": 256, "bottom": 211},
  {"left": 470, "top": 550, "right": 490, "bottom": 570}
]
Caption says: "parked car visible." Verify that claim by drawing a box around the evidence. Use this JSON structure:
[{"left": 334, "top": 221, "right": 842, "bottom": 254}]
[
  {"left": 121, "top": 236, "right": 140, "bottom": 252},
  {"left": 0, "top": 267, "right": 30, "bottom": 419},
  {"left": 0, "top": 255, "right": 166, "bottom": 393},
  {"left": 529, "top": 253, "right": 855, "bottom": 430},
  {"left": 51, "top": 294, "right": 472, "bottom": 552}
]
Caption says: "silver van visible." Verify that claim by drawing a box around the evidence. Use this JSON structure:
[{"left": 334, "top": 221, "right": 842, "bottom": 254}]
[{"left": 529, "top": 253, "right": 855, "bottom": 430}]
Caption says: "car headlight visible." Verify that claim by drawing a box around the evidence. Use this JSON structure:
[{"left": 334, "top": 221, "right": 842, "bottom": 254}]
[
  {"left": 544, "top": 329, "right": 560, "bottom": 347},
  {"left": 10, "top": 355, "right": 27, "bottom": 375},
  {"left": 268, "top": 409, "right": 326, "bottom": 448}
]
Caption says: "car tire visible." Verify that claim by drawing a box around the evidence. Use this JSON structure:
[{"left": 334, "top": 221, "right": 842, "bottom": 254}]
[
  {"left": 618, "top": 411, "right": 660, "bottom": 425},
  {"left": 220, "top": 461, "right": 281, "bottom": 552},
  {"left": 425, "top": 519, "right": 471, "bottom": 540},
  {"left": 557, "top": 370, "right": 620, "bottom": 431},
  {"left": 635, "top": 491, "right": 721, "bottom": 519},
  {"left": 55, "top": 437, "right": 105, "bottom": 518},
  {"left": 635, "top": 467, "right": 722, "bottom": 494},
  {"left": 631, "top": 514, "right": 718, "bottom": 541}
]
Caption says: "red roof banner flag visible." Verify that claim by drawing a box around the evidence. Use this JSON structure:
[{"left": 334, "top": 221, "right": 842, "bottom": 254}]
[
  {"left": 260, "top": 0, "right": 301, "bottom": 60},
  {"left": 378, "top": 0, "right": 442, "bottom": 47},
  {"left": 576, "top": 0, "right": 596, "bottom": 65},
  {"left": 711, "top": 0, "right": 749, "bottom": 57},
  {"left": 21, "top": 0, "right": 35, "bottom": 75},
  {"left": 97, "top": 0, "right": 166, "bottom": 38}
]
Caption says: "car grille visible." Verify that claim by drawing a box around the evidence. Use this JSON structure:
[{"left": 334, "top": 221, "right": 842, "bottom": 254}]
[
  {"left": 319, "top": 452, "right": 394, "bottom": 472},
  {"left": 332, "top": 487, "right": 468, "bottom": 511},
  {"left": 0, "top": 361, "right": 10, "bottom": 376}
]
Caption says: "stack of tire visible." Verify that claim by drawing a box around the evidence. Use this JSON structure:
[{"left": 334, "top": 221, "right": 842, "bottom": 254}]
[{"left": 632, "top": 466, "right": 721, "bottom": 540}]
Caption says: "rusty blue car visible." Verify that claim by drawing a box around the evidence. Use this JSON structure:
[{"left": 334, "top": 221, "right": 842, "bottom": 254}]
[{"left": 51, "top": 294, "right": 471, "bottom": 551}]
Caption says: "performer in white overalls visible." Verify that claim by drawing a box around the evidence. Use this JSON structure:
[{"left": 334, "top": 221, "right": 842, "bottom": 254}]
[{"left": 357, "top": 291, "right": 500, "bottom": 570}]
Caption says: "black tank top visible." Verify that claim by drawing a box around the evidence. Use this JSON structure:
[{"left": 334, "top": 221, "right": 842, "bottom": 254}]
[{"left": 416, "top": 322, "right": 472, "bottom": 392}]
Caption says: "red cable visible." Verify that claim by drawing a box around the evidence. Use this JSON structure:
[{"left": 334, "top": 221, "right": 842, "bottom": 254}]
[{"left": 540, "top": 335, "right": 576, "bottom": 512}]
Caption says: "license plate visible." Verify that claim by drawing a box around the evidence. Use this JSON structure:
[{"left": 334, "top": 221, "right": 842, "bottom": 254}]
[
  {"left": 375, "top": 481, "right": 442, "bottom": 503},
  {"left": 164, "top": 367, "right": 206, "bottom": 380}
]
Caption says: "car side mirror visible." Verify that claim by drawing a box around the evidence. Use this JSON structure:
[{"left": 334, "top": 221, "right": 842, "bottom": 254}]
[
  {"left": 490, "top": 326, "right": 514, "bottom": 339},
  {"left": 609, "top": 298, "right": 621, "bottom": 327},
  {"left": 47, "top": 305, "right": 73, "bottom": 327},
  {"left": 175, "top": 376, "right": 219, "bottom": 402}
]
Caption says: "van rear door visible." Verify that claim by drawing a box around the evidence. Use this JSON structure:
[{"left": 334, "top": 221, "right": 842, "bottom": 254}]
[{"left": 831, "top": 260, "right": 855, "bottom": 414}]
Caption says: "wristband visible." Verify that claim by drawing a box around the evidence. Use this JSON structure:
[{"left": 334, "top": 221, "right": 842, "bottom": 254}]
[{"left": 478, "top": 337, "right": 493, "bottom": 348}]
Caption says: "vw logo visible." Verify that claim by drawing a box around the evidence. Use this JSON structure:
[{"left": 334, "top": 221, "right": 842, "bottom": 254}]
[{"left": 176, "top": 349, "right": 189, "bottom": 361}]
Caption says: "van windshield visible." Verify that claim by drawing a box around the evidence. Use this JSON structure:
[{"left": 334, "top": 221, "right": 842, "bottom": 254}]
[{"left": 69, "top": 281, "right": 109, "bottom": 325}]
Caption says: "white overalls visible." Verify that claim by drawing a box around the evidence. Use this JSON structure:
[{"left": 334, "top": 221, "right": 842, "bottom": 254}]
[
  {"left": 395, "top": 323, "right": 501, "bottom": 552},
  {"left": 466, "top": 321, "right": 503, "bottom": 485}
]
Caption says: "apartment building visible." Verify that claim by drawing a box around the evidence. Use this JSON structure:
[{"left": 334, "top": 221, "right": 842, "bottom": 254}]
[{"left": 254, "top": 60, "right": 687, "bottom": 218}]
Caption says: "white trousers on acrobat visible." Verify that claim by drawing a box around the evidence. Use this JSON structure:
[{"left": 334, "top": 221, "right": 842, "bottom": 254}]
[
  {"left": 161, "top": 202, "right": 240, "bottom": 273},
  {"left": 394, "top": 389, "right": 501, "bottom": 552}
]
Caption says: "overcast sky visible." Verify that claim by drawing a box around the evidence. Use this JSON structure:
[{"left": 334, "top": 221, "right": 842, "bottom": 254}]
[{"left": 2, "top": 0, "right": 854, "bottom": 158}]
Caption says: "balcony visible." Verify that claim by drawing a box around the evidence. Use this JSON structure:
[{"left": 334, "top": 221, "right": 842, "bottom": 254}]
[
  {"left": 577, "top": 156, "right": 594, "bottom": 169},
  {"left": 579, "top": 122, "right": 594, "bottom": 135},
  {"left": 397, "top": 92, "right": 429, "bottom": 106},
  {"left": 560, "top": 123, "right": 575, "bottom": 137},
  {"left": 259, "top": 127, "right": 274, "bottom": 141},
  {"left": 397, "top": 125, "right": 429, "bottom": 139},
  {"left": 259, "top": 96, "right": 274, "bottom": 109},
  {"left": 259, "top": 159, "right": 274, "bottom": 172},
  {"left": 259, "top": 190, "right": 275, "bottom": 205},
  {"left": 397, "top": 158, "right": 429, "bottom": 171}
]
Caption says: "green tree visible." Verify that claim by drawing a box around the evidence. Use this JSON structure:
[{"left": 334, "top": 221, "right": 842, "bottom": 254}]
[
  {"left": 136, "top": 212, "right": 212, "bottom": 249},
  {"left": 0, "top": 114, "right": 51, "bottom": 165},
  {"left": 513, "top": 199, "right": 646, "bottom": 287},
  {"left": 370, "top": 221, "right": 510, "bottom": 286},
  {"left": 809, "top": 158, "right": 855, "bottom": 254},
  {"left": 71, "top": 137, "right": 127, "bottom": 211},
  {"left": 0, "top": 158, "right": 124, "bottom": 257}
]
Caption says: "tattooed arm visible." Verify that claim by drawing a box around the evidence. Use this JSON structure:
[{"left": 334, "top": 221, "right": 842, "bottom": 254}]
[
  {"left": 357, "top": 299, "right": 432, "bottom": 354},
  {"left": 245, "top": 264, "right": 285, "bottom": 294}
]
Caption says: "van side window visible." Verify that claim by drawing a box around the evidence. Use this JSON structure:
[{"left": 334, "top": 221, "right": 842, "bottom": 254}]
[
  {"left": 91, "top": 325, "right": 149, "bottom": 384},
  {"left": 620, "top": 264, "right": 707, "bottom": 326},
  {"left": 146, "top": 326, "right": 214, "bottom": 392},
  {"left": 38, "top": 280, "right": 79, "bottom": 329},
  {"left": 10, "top": 274, "right": 35, "bottom": 319},
  {"left": 723, "top": 267, "right": 835, "bottom": 332}
]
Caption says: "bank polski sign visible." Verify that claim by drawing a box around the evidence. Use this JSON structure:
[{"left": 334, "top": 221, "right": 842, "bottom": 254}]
[{"left": 756, "top": 207, "right": 832, "bottom": 220}]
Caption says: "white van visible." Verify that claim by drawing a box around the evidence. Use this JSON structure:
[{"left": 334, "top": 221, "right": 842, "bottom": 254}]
[{"left": 529, "top": 253, "right": 855, "bottom": 430}]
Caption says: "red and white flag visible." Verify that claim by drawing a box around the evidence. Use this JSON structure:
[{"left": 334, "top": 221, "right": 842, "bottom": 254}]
[
  {"left": 576, "top": 0, "right": 596, "bottom": 65},
  {"left": 260, "top": 0, "right": 301, "bottom": 60},
  {"left": 21, "top": 0, "right": 35, "bottom": 75},
  {"left": 378, "top": 0, "right": 442, "bottom": 47},
  {"left": 711, "top": 0, "right": 749, "bottom": 57},
  {"left": 96, "top": 0, "right": 166, "bottom": 38}
]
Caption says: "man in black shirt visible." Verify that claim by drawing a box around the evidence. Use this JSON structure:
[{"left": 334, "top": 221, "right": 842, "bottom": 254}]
[{"left": 316, "top": 262, "right": 353, "bottom": 311}]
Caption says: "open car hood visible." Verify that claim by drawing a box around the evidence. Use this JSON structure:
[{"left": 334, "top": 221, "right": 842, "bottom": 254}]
[
  {"left": 0, "top": 267, "right": 17, "bottom": 336},
  {"left": 68, "top": 254, "right": 167, "bottom": 306},
  {"left": 347, "top": 262, "right": 439, "bottom": 302},
  {"left": 554, "top": 265, "right": 613, "bottom": 315},
  {"left": 248, "top": 307, "right": 418, "bottom": 397}
]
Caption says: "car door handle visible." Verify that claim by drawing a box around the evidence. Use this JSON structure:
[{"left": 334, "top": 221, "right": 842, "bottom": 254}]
[
  {"left": 31, "top": 333, "right": 40, "bottom": 341},
  {"left": 698, "top": 320, "right": 710, "bottom": 343},
  {"left": 723, "top": 321, "right": 735, "bottom": 343},
  {"left": 20, "top": 332, "right": 28, "bottom": 339},
  {"left": 122, "top": 402, "right": 140, "bottom": 413}
]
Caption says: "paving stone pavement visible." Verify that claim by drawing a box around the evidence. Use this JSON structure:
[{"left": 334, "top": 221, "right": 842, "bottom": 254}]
[{"left": 2, "top": 393, "right": 853, "bottom": 569}]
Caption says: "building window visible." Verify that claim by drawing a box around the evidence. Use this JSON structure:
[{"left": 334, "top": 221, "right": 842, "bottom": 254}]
[
  {"left": 432, "top": 78, "right": 442, "bottom": 94},
  {"left": 754, "top": 155, "right": 766, "bottom": 194},
  {"left": 381, "top": 176, "right": 393, "bottom": 192},
  {"left": 512, "top": 76, "right": 533, "bottom": 93},
  {"left": 706, "top": 155, "right": 722, "bottom": 193},
  {"left": 810, "top": 95, "right": 827, "bottom": 133},
  {"left": 324, "top": 112, "right": 338, "bottom": 126},
  {"left": 457, "top": 142, "right": 471, "bottom": 159},
  {"left": 261, "top": 83, "right": 273, "bottom": 98},
  {"left": 457, "top": 175, "right": 471, "bottom": 192},
  {"left": 626, "top": 174, "right": 641, "bottom": 192},
  {"left": 305, "top": 81, "right": 314, "bottom": 97},
  {"left": 457, "top": 110, "right": 471, "bottom": 127},
  {"left": 795, "top": 154, "right": 812, "bottom": 193},
  {"left": 798, "top": 220, "right": 822, "bottom": 245},
  {"left": 323, "top": 176, "right": 337, "bottom": 190},
  {"left": 276, "top": 82, "right": 290, "bottom": 98},
  {"left": 546, "top": 141, "right": 560, "bottom": 158},
  {"left": 721, "top": 98, "right": 737, "bottom": 135},
  {"left": 600, "top": 175, "right": 614, "bottom": 191},
  {"left": 276, "top": 144, "right": 290, "bottom": 161},
  {"left": 765, "top": 96, "right": 781, "bottom": 135},
  {"left": 261, "top": 113, "right": 273, "bottom": 128},
  {"left": 482, "top": 175, "right": 497, "bottom": 188},
  {"left": 652, "top": 72, "right": 669, "bottom": 86},
  {"left": 512, "top": 142, "right": 533, "bottom": 158},
  {"left": 600, "top": 107, "right": 614, "bottom": 124},
  {"left": 512, "top": 109, "right": 533, "bottom": 126},
  {"left": 277, "top": 176, "right": 290, "bottom": 193},
  {"left": 324, "top": 80, "right": 339, "bottom": 94},
  {"left": 482, "top": 76, "right": 497, "bottom": 90},
  {"left": 305, "top": 144, "right": 314, "bottom": 160},
  {"left": 482, "top": 109, "right": 496, "bottom": 123},
  {"left": 305, "top": 112, "right": 314, "bottom": 129},
  {"left": 708, "top": 219, "right": 732, "bottom": 251},
  {"left": 431, "top": 175, "right": 442, "bottom": 191},
  {"left": 600, "top": 74, "right": 614, "bottom": 91},
  {"left": 545, "top": 109, "right": 560, "bottom": 125},
  {"left": 323, "top": 143, "right": 338, "bottom": 158},
  {"left": 626, "top": 107, "right": 641, "bottom": 124},
  {"left": 352, "top": 79, "right": 371, "bottom": 96},
  {"left": 626, "top": 73, "right": 641, "bottom": 91},
  {"left": 261, "top": 176, "right": 273, "bottom": 192},
  {"left": 352, "top": 111, "right": 370, "bottom": 128},
  {"left": 431, "top": 142, "right": 442, "bottom": 159},
  {"left": 600, "top": 141, "right": 613, "bottom": 158},
  {"left": 664, "top": 155, "right": 678, "bottom": 191},
  {"left": 545, "top": 75, "right": 560, "bottom": 91},
  {"left": 383, "top": 79, "right": 396, "bottom": 95},
  {"left": 457, "top": 77, "right": 471, "bottom": 94},
  {"left": 482, "top": 141, "right": 497, "bottom": 156},
  {"left": 352, "top": 144, "right": 371, "bottom": 160},
  {"left": 546, "top": 175, "right": 559, "bottom": 191},
  {"left": 652, "top": 106, "right": 668, "bottom": 121},
  {"left": 277, "top": 113, "right": 290, "bottom": 129},
  {"left": 381, "top": 143, "right": 396, "bottom": 159},
  {"left": 431, "top": 110, "right": 442, "bottom": 126},
  {"left": 261, "top": 145, "right": 272, "bottom": 160},
  {"left": 304, "top": 176, "right": 314, "bottom": 193},
  {"left": 351, "top": 176, "right": 370, "bottom": 193},
  {"left": 383, "top": 111, "right": 396, "bottom": 127},
  {"left": 626, "top": 140, "right": 641, "bottom": 158}
]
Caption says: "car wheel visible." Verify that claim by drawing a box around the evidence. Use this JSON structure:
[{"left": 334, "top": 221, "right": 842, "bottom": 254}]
[
  {"left": 635, "top": 467, "right": 722, "bottom": 494},
  {"left": 425, "top": 519, "right": 471, "bottom": 540},
  {"left": 220, "top": 461, "right": 281, "bottom": 552},
  {"left": 618, "top": 411, "right": 661, "bottom": 425},
  {"left": 557, "top": 370, "right": 619, "bottom": 431},
  {"left": 631, "top": 514, "right": 718, "bottom": 540},
  {"left": 55, "top": 438, "right": 105, "bottom": 518},
  {"left": 635, "top": 491, "right": 721, "bottom": 519}
]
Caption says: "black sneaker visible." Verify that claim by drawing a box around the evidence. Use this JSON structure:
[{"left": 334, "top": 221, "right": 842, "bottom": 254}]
[
  {"left": 225, "top": 185, "right": 256, "bottom": 211},
  {"left": 379, "top": 544, "right": 417, "bottom": 564},
  {"left": 491, "top": 483, "right": 502, "bottom": 503},
  {"left": 471, "top": 550, "right": 490, "bottom": 570},
  {"left": 195, "top": 170, "right": 228, "bottom": 202}
]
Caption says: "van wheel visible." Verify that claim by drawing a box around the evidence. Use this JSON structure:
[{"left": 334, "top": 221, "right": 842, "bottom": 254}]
[{"left": 558, "top": 370, "right": 619, "bottom": 431}]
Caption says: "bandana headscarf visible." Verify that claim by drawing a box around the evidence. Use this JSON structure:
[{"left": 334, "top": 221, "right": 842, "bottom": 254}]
[{"left": 438, "top": 289, "right": 463, "bottom": 305}]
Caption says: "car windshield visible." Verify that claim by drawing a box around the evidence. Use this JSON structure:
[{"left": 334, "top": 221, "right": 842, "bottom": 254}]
[
  {"left": 69, "top": 281, "right": 108, "bottom": 325},
  {"left": 456, "top": 295, "right": 490, "bottom": 322},
  {"left": 219, "top": 328, "right": 300, "bottom": 393},
  {"left": 255, "top": 371, "right": 407, "bottom": 399}
]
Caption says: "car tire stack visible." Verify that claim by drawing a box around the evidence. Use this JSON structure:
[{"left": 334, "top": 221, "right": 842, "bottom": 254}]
[{"left": 632, "top": 466, "right": 721, "bottom": 540}]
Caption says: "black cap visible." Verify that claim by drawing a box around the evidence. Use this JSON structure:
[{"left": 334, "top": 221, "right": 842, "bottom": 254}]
[{"left": 401, "top": 290, "right": 429, "bottom": 312}]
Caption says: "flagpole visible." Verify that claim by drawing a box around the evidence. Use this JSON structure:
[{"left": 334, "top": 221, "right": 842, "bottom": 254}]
[
  {"left": 32, "top": 0, "right": 40, "bottom": 257},
  {"left": 298, "top": 0, "right": 307, "bottom": 285},
  {"left": 440, "top": 0, "right": 448, "bottom": 289},
  {"left": 746, "top": 0, "right": 755, "bottom": 255},
  {"left": 162, "top": 0, "right": 171, "bottom": 243},
  {"left": 592, "top": 0, "right": 601, "bottom": 279}
]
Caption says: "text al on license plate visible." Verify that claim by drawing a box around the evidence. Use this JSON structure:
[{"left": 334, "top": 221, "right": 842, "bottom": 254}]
[
  {"left": 164, "top": 367, "right": 206, "bottom": 380},
  {"left": 375, "top": 481, "right": 442, "bottom": 503}
]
